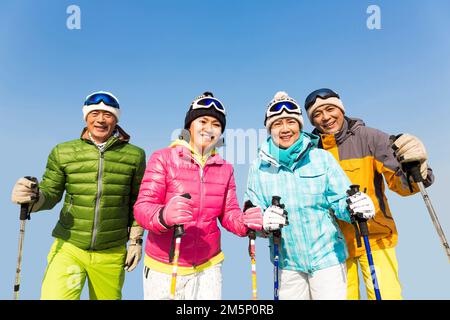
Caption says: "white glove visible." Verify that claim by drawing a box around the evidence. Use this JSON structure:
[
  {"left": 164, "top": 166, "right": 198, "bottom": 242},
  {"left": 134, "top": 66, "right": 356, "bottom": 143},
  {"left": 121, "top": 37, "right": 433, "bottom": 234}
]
[
  {"left": 347, "top": 192, "right": 375, "bottom": 220},
  {"left": 263, "top": 206, "right": 287, "bottom": 232},
  {"left": 11, "top": 177, "right": 45, "bottom": 212},
  {"left": 393, "top": 134, "right": 428, "bottom": 180},
  {"left": 125, "top": 226, "right": 144, "bottom": 272}
]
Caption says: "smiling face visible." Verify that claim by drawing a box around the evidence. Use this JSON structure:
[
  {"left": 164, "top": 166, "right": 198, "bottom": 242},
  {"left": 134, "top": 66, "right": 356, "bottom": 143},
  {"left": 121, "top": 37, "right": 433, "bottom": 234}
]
[
  {"left": 270, "top": 117, "right": 301, "bottom": 149},
  {"left": 86, "top": 109, "right": 117, "bottom": 143},
  {"left": 311, "top": 104, "right": 345, "bottom": 135},
  {"left": 189, "top": 116, "right": 222, "bottom": 154}
]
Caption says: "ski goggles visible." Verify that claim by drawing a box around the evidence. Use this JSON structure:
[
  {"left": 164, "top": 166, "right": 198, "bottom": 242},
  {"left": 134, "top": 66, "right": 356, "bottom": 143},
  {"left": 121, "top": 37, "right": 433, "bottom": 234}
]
[
  {"left": 84, "top": 92, "right": 120, "bottom": 109},
  {"left": 192, "top": 97, "right": 226, "bottom": 115},
  {"left": 266, "top": 100, "right": 301, "bottom": 118},
  {"left": 304, "top": 88, "right": 340, "bottom": 111}
]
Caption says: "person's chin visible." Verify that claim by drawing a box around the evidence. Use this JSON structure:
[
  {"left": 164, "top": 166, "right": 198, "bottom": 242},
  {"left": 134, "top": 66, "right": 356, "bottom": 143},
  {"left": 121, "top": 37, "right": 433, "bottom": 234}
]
[
  {"left": 203, "top": 142, "right": 214, "bottom": 150},
  {"left": 323, "top": 126, "right": 339, "bottom": 135}
]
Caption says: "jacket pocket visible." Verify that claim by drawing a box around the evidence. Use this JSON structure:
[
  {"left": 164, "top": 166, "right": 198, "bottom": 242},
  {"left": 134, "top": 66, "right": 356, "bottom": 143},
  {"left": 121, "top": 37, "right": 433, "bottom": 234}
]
[
  {"left": 341, "top": 159, "right": 362, "bottom": 183},
  {"left": 59, "top": 194, "right": 74, "bottom": 228},
  {"left": 297, "top": 171, "right": 327, "bottom": 195}
]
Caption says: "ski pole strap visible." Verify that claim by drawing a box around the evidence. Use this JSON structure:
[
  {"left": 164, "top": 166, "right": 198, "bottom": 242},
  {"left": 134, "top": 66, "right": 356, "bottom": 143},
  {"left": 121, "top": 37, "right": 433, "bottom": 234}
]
[
  {"left": 273, "top": 230, "right": 282, "bottom": 245},
  {"left": 401, "top": 161, "right": 423, "bottom": 186},
  {"left": 351, "top": 217, "right": 362, "bottom": 248},
  {"left": 356, "top": 218, "right": 370, "bottom": 237}
]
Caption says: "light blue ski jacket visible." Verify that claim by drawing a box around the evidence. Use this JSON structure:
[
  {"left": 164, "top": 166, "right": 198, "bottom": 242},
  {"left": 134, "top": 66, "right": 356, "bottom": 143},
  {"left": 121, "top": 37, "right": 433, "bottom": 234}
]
[{"left": 244, "top": 132, "right": 352, "bottom": 274}]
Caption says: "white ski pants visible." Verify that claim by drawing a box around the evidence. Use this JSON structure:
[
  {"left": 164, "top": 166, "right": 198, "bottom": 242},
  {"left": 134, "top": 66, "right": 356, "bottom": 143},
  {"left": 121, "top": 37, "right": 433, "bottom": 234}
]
[
  {"left": 279, "top": 263, "right": 347, "bottom": 300},
  {"left": 143, "top": 263, "right": 222, "bottom": 300}
]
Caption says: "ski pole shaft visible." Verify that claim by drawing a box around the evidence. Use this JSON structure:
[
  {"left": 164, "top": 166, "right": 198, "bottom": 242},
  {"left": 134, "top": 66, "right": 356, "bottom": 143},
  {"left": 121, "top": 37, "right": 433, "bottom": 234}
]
[
  {"left": 347, "top": 184, "right": 382, "bottom": 300},
  {"left": 390, "top": 135, "right": 450, "bottom": 261},
  {"left": 169, "top": 193, "right": 190, "bottom": 300},
  {"left": 244, "top": 200, "right": 258, "bottom": 300},
  {"left": 362, "top": 235, "right": 381, "bottom": 300},
  {"left": 13, "top": 203, "right": 29, "bottom": 300},
  {"left": 416, "top": 181, "right": 450, "bottom": 261},
  {"left": 250, "top": 237, "right": 257, "bottom": 300},
  {"left": 169, "top": 236, "right": 182, "bottom": 300},
  {"left": 271, "top": 196, "right": 287, "bottom": 301},
  {"left": 273, "top": 241, "right": 279, "bottom": 301}
]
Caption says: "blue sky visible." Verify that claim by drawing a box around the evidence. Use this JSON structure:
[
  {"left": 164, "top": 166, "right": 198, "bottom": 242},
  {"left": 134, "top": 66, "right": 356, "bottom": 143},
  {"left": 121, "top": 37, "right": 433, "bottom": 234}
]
[{"left": 1, "top": 0, "right": 449, "bottom": 300}]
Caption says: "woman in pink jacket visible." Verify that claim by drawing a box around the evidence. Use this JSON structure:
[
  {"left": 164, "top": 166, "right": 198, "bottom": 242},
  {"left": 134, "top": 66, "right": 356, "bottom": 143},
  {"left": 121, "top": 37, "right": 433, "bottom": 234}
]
[{"left": 134, "top": 92, "right": 281, "bottom": 300}]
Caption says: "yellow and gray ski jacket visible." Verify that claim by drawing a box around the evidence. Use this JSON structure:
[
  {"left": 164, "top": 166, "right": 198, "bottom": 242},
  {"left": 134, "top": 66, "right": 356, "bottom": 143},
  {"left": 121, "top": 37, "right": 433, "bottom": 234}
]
[{"left": 313, "top": 118, "right": 434, "bottom": 258}]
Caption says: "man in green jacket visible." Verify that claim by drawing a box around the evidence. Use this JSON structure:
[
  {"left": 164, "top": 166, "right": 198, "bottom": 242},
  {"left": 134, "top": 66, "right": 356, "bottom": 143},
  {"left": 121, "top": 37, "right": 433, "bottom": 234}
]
[{"left": 11, "top": 91, "right": 146, "bottom": 300}]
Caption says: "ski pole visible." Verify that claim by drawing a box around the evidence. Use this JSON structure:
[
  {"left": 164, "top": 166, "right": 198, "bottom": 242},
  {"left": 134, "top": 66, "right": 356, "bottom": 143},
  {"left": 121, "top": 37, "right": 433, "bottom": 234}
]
[
  {"left": 271, "top": 196, "right": 288, "bottom": 301},
  {"left": 244, "top": 200, "right": 258, "bottom": 300},
  {"left": 169, "top": 193, "right": 191, "bottom": 300},
  {"left": 13, "top": 176, "right": 38, "bottom": 300},
  {"left": 390, "top": 135, "right": 450, "bottom": 262},
  {"left": 347, "top": 185, "right": 382, "bottom": 300}
]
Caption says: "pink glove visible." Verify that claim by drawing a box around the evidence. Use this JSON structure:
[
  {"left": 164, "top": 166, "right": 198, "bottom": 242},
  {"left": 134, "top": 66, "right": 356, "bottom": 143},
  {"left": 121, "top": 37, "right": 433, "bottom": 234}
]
[
  {"left": 243, "top": 207, "right": 263, "bottom": 231},
  {"left": 159, "top": 195, "right": 194, "bottom": 227}
]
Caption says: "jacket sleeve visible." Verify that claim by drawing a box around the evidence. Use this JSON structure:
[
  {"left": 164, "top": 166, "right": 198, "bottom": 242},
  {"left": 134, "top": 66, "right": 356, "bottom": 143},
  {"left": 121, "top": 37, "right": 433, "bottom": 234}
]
[
  {"left": 324, "top": 152, "right": 352, "bottom": 224},
  {"left": 218, "top": 168, "right": 249, "bottom": 237},
  {"left": 370, "top": 128, "right": 435, "bottom": 196},
  {"left": 38, "top": 145, "right": 66, "bottom": 211},
  {"left": 133, "top": 151, "right": 169, "bottom": 234},
  {"left": 129, "top": 149, "right": 147, "bottom": 228}
]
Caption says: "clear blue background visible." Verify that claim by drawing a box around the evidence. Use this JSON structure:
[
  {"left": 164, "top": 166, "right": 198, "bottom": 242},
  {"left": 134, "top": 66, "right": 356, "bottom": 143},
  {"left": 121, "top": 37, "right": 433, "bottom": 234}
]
[{"left": 1, "top": 0, "right": 449, "bottom": 300}]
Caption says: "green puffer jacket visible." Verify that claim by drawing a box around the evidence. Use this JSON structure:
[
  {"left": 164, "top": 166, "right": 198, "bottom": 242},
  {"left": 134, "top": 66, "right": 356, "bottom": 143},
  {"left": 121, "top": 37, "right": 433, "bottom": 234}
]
[{"left": 38, "top": 126, "right": 146, "bottom": 251}]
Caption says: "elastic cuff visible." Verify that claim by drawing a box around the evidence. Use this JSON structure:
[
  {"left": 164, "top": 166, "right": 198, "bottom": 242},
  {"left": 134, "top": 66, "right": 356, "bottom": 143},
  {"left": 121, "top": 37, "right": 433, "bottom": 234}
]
[
  {"left": 30, "top": 191, "right": 45, "bottom": 213},
  {"left": 158, "top": 207, "right": 171, "bottom": 229},
  {"left": 129, "top": 239, "right": 143, "bottom": 246}
]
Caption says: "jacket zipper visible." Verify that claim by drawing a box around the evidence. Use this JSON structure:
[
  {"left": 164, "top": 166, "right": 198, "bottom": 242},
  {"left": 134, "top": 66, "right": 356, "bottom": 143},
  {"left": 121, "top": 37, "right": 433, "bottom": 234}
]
[
  {"left": 289, "top": 142, "right": 314, "bottom": 273},
  {"left": 189, "top": 156, "right": 205, "bottom": 265},
  {"left": 89, "top": 150, "right": 105, "bottom": 250},
  {"left": 66, "top": 194, "right": 73, "bottom": 213}
]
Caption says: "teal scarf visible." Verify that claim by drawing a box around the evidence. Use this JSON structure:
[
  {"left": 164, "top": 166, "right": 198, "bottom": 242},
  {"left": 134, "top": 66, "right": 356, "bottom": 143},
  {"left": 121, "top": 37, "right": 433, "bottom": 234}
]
[{"left": 268, "top": 133, "right": 304, "bottom": 169}]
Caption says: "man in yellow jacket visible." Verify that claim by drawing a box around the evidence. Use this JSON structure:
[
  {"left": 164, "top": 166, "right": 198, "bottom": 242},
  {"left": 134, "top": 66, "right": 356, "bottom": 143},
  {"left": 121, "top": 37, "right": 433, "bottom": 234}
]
[{"left": 304, "top": 88, "right": 434, "bottom": 300}]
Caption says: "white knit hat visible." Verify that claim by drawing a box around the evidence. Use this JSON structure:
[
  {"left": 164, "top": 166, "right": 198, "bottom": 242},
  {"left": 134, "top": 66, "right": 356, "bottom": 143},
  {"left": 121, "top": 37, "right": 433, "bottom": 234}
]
[
  {"left": 264, "top": 91, "right": 304, "bottom": 132},
  {"left": 82, "top": 91, "right": 121, "bottom": 122}
]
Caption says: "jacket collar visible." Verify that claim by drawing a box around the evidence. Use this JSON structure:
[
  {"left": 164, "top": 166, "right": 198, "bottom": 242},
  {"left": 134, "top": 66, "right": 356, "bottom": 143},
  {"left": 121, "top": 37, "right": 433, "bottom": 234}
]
[
  {"left": 313, "top": 117, "right": 365, "bottom": 146},
  {"left": 258, "top": 132, "right": 318, "bottom": 169},
  {"left": 172, "top": 142, "right": 225, "bottom": 166},
  {"left": 80, "top": 125, "right": 130, "bottom": 143}
]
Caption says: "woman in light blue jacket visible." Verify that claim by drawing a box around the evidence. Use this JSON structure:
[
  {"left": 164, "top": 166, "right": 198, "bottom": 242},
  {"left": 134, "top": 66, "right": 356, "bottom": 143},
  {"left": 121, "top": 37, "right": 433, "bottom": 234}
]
[{"left": 244, "top": 91, "right": 376, "bottom": 300}]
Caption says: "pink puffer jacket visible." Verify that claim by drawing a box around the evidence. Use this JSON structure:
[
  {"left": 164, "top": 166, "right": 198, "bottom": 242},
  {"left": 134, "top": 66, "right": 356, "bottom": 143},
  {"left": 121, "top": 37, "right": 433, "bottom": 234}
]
[{"left": 134, "top": 145, "right": 249, "bottom": 267}]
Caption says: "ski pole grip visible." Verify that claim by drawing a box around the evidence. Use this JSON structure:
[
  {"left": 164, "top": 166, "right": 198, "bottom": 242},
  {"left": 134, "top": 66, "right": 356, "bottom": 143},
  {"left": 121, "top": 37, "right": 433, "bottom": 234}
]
[
  {"left": 347, "top": 184, "right": 360, "bottom": 197},
  {"left": 244, "top": 200, "right": 256, "bottom": 211},
  {"left": 174, "top": 193, "right": 191, "bottom": 237},
  {"left": 271, "top": 196, "right": 281, "bottom": 207},
  {"left": 401, "top": 161, "right": 423, "bottom": 183},
  {"left": 20, "top": 204, "right": 29, "bottom": 221},
  {"left": 358, "top": 220, "right": 370, "bottom": 237},
  {"left": 19, "top": 176, "right": 37, "bottom": 221}
]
